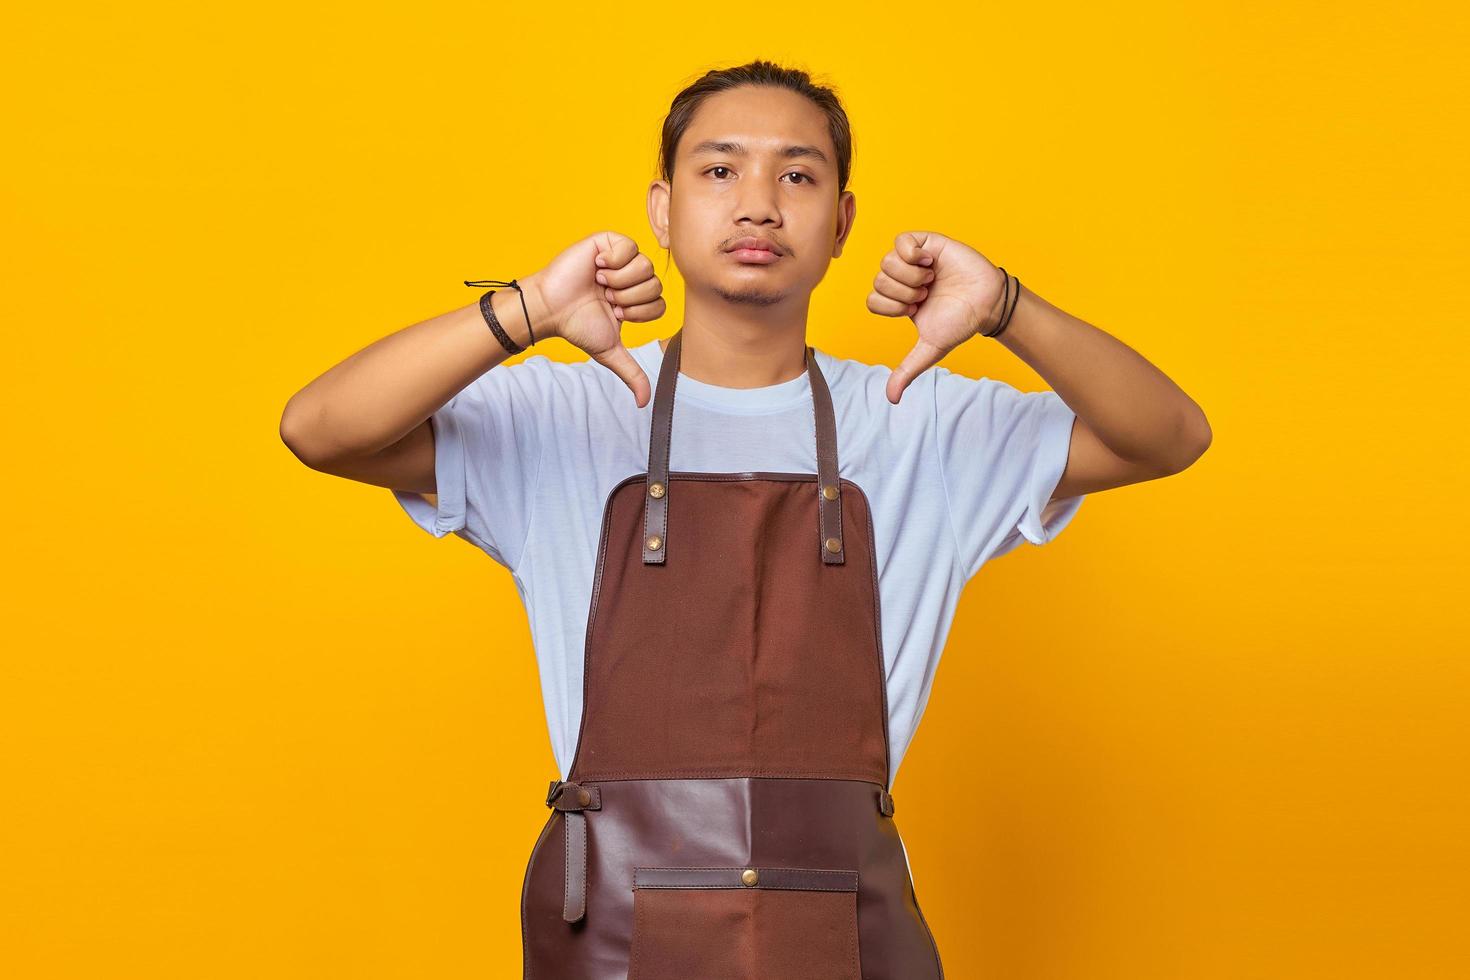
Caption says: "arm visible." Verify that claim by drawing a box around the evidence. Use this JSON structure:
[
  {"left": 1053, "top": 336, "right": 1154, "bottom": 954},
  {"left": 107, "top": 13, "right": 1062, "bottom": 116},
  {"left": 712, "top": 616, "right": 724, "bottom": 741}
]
[
  {"left": 279, "top": 230, "right": 665, "bottom": 492},
  {"left": 279, "top": 283, "right": 548, "bottom": 489},
  {"left": 986, "top": 282, "right": 1213, "bottom": 502},
  {"left": 871, "top": 231, "right": 1212, "bottom": 502}
]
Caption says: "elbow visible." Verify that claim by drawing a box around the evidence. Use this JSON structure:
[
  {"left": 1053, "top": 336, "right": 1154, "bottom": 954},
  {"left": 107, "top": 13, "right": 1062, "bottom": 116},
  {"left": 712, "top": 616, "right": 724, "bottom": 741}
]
[
  {"left": 280, "top": 395, "right": 330, "bottom": 471},
  {"left": 1165, "top": 407, "right": 1212, "bottom": 475}
]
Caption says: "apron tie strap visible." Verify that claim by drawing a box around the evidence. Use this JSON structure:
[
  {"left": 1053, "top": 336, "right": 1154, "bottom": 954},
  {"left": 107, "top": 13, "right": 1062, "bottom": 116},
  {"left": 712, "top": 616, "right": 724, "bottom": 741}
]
[
  {"left": 877, "top": 788, "right": 896, "bottom": 817},
  {"left": 545, "top": 780, "right": 601, "bottom": 922}
]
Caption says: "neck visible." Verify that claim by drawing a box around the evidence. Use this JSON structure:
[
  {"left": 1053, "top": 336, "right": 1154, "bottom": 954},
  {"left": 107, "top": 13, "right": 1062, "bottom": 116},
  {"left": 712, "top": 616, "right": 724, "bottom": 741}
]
[{"left": 657, "top": 285, "right": 811, "bottom": 388}]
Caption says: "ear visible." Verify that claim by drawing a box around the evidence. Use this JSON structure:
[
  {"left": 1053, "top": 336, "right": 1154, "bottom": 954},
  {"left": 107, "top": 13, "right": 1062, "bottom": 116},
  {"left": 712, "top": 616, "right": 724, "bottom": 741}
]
[
  {"left": 647, "top": 179, "right": 672, "bottom": 249},
  {"left": 832, "top": 190, "right": 857, "bottom": 259}
]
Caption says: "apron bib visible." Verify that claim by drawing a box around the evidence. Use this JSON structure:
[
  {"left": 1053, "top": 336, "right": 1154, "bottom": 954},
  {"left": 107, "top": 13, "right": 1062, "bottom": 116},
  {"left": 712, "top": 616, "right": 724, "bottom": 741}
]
[{"left": 520, "top": 329, "right": 945, "bottom": 978}]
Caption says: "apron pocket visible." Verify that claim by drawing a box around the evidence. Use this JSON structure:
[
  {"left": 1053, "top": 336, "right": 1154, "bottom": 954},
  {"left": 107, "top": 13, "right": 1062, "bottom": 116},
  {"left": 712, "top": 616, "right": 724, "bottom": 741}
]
[{"left": 628, "top": 866, "right": 861, "bottom": 980}]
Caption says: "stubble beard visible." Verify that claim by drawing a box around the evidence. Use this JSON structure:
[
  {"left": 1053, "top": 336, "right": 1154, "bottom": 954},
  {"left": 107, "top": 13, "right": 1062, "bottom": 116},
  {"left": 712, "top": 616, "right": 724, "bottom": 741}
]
[{"left": 712, "top": 282, "right": 786, "bottom": 307}]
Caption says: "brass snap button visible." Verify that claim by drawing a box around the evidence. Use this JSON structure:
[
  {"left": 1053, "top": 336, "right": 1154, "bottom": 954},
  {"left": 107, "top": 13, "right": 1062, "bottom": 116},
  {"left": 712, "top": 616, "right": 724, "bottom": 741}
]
[
  {"left": 821, "top": 484, "right": 838, "bottom": 501},
  {"left": 646, "top": 535, "right": 663, "bottom": 551},
  {"left": 576, "top": 788, "right": 591, "bottom": 806},
  {"left": 824, "top": 537, "right": 841, "bottom": 553},
  {"left": 649, "top": 482, "right": 666, "bottom": 499},
  {"left": 740, "top": 868, "right": 759, "bottom": 887}
]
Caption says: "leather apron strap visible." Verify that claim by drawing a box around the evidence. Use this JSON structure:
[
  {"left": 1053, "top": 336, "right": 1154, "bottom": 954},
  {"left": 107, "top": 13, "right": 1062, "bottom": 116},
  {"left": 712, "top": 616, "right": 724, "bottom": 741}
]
[
  {"left": 641, "top": 328, "right": 846, "bottom": 566},
  {"left": 545, "top": 779, "right": 602, "bottom": 923}
]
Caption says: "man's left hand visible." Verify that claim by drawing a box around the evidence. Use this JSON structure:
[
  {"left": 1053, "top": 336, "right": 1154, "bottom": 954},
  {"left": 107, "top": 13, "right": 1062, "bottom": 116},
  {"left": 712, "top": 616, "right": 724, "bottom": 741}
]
[{"left": 866, "top": 231, "right": 1008, "bottom": 404}]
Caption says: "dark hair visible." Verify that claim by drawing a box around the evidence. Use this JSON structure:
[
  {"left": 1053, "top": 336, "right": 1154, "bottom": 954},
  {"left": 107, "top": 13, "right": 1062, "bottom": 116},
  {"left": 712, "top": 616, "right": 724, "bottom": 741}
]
[{"left": 657, "top": 59, "right": 854, "bottom": 194}]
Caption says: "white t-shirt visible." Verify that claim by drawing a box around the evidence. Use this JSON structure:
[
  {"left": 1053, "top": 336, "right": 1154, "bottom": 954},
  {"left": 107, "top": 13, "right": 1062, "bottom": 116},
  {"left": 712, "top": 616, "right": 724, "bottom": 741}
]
[{"left": 393, "top": 338, "right": 1085, "bottom": 792}]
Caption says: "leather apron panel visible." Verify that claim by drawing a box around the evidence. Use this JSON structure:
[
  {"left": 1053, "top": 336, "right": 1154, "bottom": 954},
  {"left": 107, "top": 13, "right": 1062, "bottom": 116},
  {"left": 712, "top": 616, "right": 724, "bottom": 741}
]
[{"left": 523, "top": 778, "right": 942, "bottom": 979}]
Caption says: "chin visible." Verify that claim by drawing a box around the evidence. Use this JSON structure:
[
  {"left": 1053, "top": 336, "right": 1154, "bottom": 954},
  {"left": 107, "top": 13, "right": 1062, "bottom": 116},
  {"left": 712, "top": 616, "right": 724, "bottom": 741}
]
[{"left": 712, "top": 282, "right": 787, "bottom": 307}]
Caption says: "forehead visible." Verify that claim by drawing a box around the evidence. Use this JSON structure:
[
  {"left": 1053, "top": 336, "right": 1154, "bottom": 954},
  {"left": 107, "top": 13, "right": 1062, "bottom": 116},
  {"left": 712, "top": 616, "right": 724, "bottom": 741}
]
[{"left": 680, "top": 85, "right": 835, "bottom": 164}]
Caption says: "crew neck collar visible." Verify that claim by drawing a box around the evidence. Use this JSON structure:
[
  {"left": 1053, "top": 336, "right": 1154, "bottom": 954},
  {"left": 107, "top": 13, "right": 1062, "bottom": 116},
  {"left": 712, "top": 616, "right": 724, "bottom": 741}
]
[{"left": 636, "top": 338, "right": 817, "bottom": 416}]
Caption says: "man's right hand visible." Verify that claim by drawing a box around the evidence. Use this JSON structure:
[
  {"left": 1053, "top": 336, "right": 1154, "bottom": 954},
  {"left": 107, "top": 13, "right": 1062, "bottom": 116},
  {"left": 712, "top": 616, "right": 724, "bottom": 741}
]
[{"left": 524, "top": 230, "right": 666, "bottom": 407}]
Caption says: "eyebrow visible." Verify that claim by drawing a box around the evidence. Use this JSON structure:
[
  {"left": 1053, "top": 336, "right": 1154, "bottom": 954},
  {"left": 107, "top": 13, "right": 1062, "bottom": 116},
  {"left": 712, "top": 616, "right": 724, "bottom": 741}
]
[{"left": 686, "top": 139, "right": 830, "bottom": 166}]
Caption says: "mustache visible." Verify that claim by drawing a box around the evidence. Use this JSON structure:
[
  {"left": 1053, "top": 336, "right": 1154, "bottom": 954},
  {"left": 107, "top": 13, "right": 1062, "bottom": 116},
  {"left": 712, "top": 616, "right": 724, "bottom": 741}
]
[{"left": 721, "top": 238, "right": 791, "bottom": 256}]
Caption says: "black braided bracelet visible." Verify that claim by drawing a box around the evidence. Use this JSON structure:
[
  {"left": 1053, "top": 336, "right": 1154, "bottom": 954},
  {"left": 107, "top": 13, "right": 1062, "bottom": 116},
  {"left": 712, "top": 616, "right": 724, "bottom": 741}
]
[
  {"left": 998, "top": 274, "right": 1021, "bottom": 336},
  {"left": 983, "top": 268, "right": 1011, "bottom": 338},
  {"left": 464, "top": 278, "right": 536, "bottom": 354},
  {"left": 980, "top": 267, "right": 1021, "bottom": 339}
]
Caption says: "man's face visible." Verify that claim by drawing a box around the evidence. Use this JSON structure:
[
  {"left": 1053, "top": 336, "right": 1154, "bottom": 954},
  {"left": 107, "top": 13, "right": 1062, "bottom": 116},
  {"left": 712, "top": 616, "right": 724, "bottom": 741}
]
[{"left": 649, "top": 84, "right": 856, "bottom": 308}]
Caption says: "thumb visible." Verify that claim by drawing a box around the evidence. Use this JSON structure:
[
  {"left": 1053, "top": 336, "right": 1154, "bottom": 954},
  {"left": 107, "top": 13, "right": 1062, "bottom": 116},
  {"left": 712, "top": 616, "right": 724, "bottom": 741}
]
[
  {"left": 885, "top": 338, "right": 944, "bottom": 405},
  {"left": 592, "top": 343, "right": 653, "bottom": 409}
]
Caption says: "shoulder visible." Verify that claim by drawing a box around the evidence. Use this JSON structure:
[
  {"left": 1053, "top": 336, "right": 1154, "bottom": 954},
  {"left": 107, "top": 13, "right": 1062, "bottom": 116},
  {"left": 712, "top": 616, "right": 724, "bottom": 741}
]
[{"left": 929, "top": 362, "right": 1062, "bottom": 428}]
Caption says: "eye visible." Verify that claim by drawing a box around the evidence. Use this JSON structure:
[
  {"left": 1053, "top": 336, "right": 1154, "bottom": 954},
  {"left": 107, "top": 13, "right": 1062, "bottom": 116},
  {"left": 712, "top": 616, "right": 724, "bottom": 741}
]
[{"left": 703, "top": 166, "right": 814, "bottom": 185}]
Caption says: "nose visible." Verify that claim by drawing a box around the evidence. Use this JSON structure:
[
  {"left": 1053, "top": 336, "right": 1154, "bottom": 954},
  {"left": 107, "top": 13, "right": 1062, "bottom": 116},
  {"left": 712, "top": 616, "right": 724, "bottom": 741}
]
[{"left": 734, "top": 166, "right": 783, "bottom": 228}]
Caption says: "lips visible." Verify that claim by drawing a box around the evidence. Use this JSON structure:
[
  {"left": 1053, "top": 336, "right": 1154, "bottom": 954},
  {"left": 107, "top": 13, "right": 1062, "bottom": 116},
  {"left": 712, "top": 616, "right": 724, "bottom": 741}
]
[{"left": 726, "top": 236, "right": 783, "bottom": 255}]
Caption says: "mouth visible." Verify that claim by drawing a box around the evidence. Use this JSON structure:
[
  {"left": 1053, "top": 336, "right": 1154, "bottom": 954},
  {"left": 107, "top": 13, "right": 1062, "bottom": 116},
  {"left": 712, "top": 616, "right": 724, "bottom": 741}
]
[{"left": 725, "top": 237, "right": 784, "bottom": 264}]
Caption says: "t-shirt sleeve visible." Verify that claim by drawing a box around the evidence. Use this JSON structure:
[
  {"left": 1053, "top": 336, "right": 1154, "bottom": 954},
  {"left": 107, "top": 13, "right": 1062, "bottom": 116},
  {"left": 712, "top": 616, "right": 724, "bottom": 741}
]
[
  {"left": 391, "top": 355, "right": 553, "bottom": 571},
  {"left": 931, "top": 365, "right": 1085, "bottom": 579}
]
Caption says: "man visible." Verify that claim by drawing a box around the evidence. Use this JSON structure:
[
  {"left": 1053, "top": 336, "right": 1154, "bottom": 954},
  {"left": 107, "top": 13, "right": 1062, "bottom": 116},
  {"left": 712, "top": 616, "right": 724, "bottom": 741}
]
[{"left": 281, "top": 59, "right": 1209, "bottom": 980}]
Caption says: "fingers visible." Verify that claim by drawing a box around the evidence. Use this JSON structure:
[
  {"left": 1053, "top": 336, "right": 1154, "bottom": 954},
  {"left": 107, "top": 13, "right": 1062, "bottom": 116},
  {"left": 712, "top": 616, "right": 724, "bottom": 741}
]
[
  {"left": 591, "top": 343, "right": 653, "bottom": 409},
  {"left": 868, "top": 237, "right": 937, "bottom": 319},
  {"left": 880, "top": 248, "right": 934, "bottom": 288},
  {"left": 603, "top": 275, "right": 662, "bottom": 308},
  {"left": 613, "top": 295, "right": 668, "bottom": 324},
  {"left": 867, "top": 289, "right": 918, "bottom": 319},
  {"left": 590, "top": 249, "right": 655, "bottom": 287},
  {"left": 584, "top": 231, "right": 666, "bottom": 323},
  {"left": 594, "top": 250, "right": 664, "bottom": 323},
  {"left": 597, "top": 251, "right": 658, "bottom": 292},
  {"left": 894, "top": 231, "right": 936, "bottom": 269},
  {"left": 885, "top": 338, "right": 945, "bottom": 405},
  {"left": 592, "top": 230, "right": 642, "bottom": 274},
  {"left": 873, "top": 268, "right": 930, "bottom": 306}
]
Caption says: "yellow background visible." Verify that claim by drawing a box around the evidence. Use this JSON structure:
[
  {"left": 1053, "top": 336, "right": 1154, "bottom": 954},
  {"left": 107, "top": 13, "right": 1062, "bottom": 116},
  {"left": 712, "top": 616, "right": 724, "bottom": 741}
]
[{"left": 4, "top": 2, "right": 1465, "bottom": 977}]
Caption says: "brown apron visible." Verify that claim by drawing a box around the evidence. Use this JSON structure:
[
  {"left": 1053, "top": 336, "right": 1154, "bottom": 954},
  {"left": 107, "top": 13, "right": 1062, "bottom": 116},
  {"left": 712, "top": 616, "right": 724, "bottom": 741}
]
[{"left": 520, "top": 329, "right": 945, "bottom": 979}]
